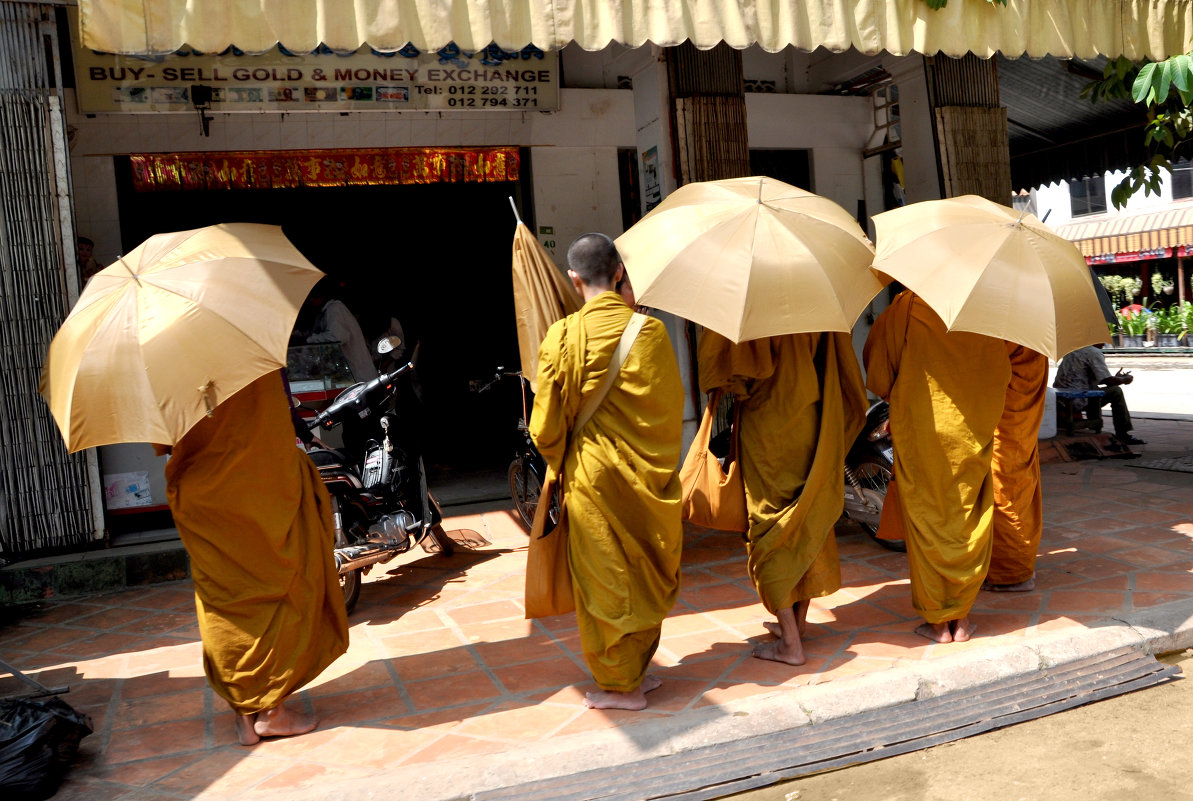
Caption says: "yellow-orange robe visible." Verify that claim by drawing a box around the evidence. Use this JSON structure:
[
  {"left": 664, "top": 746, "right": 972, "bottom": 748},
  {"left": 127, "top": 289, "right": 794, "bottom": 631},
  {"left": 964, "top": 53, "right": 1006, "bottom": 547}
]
[
  {"left": 863, "top": 292, "right": 1011, "bottom": 623},
  {"left": 698, "top": 331, "right": 867, "bottom": 612},
  {"left": 531, "top": 291, "right": 684, "bottom": 692},
  {"left": 159, "top": 371, "right": 348, "bottom": 714},
  {"left": 988, "top": 344, "right": 1047, "bottom": 585}
]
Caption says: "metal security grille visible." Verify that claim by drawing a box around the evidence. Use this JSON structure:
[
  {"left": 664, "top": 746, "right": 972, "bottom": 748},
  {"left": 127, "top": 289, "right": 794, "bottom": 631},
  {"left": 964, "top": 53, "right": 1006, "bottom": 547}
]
[{"left": 0, "top": 1, "right": 99, "bottom": 557}]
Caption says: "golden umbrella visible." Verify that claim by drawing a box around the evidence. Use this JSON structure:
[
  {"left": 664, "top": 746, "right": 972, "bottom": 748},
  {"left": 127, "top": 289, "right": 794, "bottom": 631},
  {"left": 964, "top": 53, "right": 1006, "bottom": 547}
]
[
  {"left": 614, "top": 176, "right": 884, "bottom": 342},
  {"left": 40, "top": 223, "right": 323, "bottom": 452},
  {"left": 870, "top": 195, "right": 1108, "bottom": 361},
  {"left": 510, "top": 206, "right": 581, "bottom": 392}
]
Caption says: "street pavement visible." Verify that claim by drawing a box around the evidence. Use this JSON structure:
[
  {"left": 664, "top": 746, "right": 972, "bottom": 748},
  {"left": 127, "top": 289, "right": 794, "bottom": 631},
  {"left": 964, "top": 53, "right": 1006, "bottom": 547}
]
[{"left": 1, "top": 360, "right": 1192, "bottom": 800}]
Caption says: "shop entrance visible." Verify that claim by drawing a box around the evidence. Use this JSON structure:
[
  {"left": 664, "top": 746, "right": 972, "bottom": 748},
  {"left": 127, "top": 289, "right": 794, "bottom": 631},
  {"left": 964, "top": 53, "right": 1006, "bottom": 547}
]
[{"left": 114, "top": 157, "right": 529, "bottom": 504}]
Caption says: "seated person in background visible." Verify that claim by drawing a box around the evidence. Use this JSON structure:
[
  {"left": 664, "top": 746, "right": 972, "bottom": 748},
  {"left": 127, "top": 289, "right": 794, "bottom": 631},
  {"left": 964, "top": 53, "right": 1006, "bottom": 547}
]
[
  {"left": 77, "top": 236, "right": 103, "bottom": 284},
  {"left": 302, "top": 278, "right": 379, "bottom": 383},
  {"left": 1053, "top": 344, "right": 1144, "bottom": 446}
]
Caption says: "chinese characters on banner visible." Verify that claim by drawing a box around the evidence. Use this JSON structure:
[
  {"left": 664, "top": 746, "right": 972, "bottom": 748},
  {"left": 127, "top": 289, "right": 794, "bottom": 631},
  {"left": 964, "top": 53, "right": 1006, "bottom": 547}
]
[{"left": 128, "top": 147, "right": 521, "bottom": 191}]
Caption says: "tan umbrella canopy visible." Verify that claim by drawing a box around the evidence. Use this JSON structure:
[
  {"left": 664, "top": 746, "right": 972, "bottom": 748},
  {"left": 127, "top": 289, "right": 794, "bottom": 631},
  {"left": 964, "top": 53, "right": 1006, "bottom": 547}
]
[
  {"left": 40, "top": 223, "right": 323, "bottom": 452},
  {"left": 511, "top": 213, "right": 581, "bottom": 392},
  {"left": 870, "top": 195, "right": 1109, "bottom": 361},
  {"left": 614, "top": 176, "right": 885, "bottom": 343}
]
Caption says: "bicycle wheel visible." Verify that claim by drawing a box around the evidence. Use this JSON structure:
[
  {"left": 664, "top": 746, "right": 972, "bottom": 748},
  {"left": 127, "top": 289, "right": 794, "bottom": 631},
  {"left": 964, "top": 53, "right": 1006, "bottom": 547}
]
[
  {"left": 851, "top": 456, "right": 905, "bottom": 553},
  {"left": 507, "top": 457, "right": 541, "bottom": 532}
]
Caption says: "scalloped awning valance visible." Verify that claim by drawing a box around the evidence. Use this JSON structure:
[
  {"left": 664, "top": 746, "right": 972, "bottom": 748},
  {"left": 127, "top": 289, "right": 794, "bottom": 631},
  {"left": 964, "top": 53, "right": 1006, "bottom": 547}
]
[{"left": 79, "top": 0, "right": 1193, "bottom": 60}]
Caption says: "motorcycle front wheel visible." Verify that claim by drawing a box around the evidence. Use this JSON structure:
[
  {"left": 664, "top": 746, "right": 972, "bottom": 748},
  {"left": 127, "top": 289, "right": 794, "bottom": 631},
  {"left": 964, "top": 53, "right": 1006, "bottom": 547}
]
[{"left": 850, "top": 456, "right": 906, "bottom": 553}]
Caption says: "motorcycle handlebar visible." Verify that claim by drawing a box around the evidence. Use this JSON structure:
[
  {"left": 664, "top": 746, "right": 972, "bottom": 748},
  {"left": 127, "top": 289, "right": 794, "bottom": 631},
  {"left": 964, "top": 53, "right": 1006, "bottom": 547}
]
[{"left": 307, "top": 360, "right": 415, "bottom": 431}]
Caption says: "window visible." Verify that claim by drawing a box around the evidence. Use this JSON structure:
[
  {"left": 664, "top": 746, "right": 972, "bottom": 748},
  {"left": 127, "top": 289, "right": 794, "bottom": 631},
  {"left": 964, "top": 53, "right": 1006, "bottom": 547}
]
[
  {"left": 1070, "top": 177, "right": 1107, "bottom": 217},
  {"left": 1172, "top": 160, "right": 1193, "bottom": 200}
]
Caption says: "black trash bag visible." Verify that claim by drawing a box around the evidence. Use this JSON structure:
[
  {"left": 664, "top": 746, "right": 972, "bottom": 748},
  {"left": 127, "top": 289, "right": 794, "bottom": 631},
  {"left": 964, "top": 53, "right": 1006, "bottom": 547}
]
[{"left": 0, "top": 696, "right": 93, "bottom": 801}]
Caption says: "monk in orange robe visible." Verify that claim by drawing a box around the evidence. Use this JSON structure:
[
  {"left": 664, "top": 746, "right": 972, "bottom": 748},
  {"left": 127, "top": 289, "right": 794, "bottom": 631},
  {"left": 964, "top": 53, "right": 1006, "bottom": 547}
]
[
  {"left": 864, "top": 291, "right": 1011, "bottom": 643},
  {"left": 698, "top": 330, "right": 866, "bottom": 665},
  {"left": 156, "top": 371, "right": 348, "bottom": 745},
  {"left": 985, "top": 344, "right": 1048, "bottom": 592}
]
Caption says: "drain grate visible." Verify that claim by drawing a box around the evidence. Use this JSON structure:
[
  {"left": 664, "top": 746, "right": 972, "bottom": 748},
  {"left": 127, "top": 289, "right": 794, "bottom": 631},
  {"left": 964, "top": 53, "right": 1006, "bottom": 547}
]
[{"left": 474, "top": 647, "right": 1180, "bottom": 801}]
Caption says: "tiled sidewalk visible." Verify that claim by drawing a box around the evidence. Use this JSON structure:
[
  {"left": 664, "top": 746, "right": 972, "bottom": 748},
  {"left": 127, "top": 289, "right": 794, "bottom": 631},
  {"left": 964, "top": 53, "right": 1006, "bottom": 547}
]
[{"left": 3, "top": 417, "right": 1193, "bottom": 800}]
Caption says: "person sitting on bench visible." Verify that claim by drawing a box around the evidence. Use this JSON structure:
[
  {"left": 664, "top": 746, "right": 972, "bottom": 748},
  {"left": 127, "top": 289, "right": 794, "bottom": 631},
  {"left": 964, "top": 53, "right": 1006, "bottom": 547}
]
[{"left": 1053, "top": 344, "right": 1144, "bottom": 446}]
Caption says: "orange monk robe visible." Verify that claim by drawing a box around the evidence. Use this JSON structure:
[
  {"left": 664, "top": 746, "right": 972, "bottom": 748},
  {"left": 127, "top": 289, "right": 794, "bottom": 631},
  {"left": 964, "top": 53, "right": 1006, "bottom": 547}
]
[
  {"left": 531, "top": 291, "right": 684, "bottom": 692},
  {"left": 697, "top": 331, "right": 867, "bottom": 613},
  {"left": 158, "top": 371, "right": 348, "bottom": 714},
  {"left": 988, "top": 344, "right": 1048, "bottom": 585},
  {"left": 863, "top": 292, "right": 1011, "bottom": 623}
]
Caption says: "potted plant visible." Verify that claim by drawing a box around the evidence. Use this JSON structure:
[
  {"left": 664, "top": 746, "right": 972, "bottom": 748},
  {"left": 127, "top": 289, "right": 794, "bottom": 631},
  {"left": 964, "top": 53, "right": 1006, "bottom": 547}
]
[
  {"left": 1117, "top": 307, "right": 1147, "bottom": 347},
  {"left": 1157, "top": 306, "right": 1183, "bottom": 347},
  {"left": 1129, "top": 276, "right": 1143, "bottom": 297},
  {"left": 1099, "top": 274, "right": 1127, "bottom": 309}
]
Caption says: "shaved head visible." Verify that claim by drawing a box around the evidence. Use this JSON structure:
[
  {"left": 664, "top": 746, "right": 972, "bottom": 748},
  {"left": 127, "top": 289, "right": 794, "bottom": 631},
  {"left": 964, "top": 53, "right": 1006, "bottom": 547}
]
[{"left": 567, "top": 233, "right": 621, "bottom": 288}]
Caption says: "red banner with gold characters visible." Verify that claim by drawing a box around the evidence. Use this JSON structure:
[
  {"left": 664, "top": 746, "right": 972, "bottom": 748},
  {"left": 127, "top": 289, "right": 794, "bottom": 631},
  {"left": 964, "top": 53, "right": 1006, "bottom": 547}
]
[{"left": 129, "top": 147, "right": 519, "bottom": 191}]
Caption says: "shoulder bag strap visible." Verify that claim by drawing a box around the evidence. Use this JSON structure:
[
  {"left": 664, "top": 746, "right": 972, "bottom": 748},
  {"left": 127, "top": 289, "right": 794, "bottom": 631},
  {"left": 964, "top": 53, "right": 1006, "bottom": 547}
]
[{"left": 573, "top": 312, "right": 647, "bottom": 434}]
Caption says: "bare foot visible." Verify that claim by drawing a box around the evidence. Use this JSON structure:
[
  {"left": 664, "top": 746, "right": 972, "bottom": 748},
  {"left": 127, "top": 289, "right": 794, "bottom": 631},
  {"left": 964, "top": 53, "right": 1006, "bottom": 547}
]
[
  {"left": 752, "top": 639, "right": 806, "bottom": 666},
  {"left": 982, "top": 576, "right": 1036, "bottom": 592},
  {"left": 763, "top": 620, "right": 782, "bottom": 639},
  {"left": 640, "top": 674, "right": 662, "bottom": 693},
  {"left": 253, "top": 702, "right": 318, "bottom": 738},
  {"left": 584, "top": 688, "right": 648, "bottom": 710},
  {"left": 950, "top": 618, "right": 976, "bottom": 642},
  {"left": 234, "top": 713, "right": 259, "bottom": 746},
  {"left": 753, "top": 605, "right": 806, "bottom": 665},
  {"left": 915, "top": 621, "right": 953, "bottom": 643}
]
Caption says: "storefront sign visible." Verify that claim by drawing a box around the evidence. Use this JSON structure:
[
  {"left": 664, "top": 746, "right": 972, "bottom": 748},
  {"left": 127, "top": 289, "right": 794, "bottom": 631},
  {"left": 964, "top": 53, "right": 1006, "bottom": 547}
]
[
  {"left": 71, "top": 27, "right": 558, "bottom": 113},
  {"left": 1088, "top": 247, "right": 1171, "bottom": 265},
  {"left": 129, "top": 147, "right": 520, "bottom": 191}
]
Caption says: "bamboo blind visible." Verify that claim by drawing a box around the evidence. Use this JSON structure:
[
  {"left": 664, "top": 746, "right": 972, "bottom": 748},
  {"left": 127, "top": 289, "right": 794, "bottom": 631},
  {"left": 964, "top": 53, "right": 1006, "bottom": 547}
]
[
  {"left": 935, "top": 106, "right": 1013, "bottom": 203},
  {"left": 0, "top": 2, "right": 96, "bottom": 557}
]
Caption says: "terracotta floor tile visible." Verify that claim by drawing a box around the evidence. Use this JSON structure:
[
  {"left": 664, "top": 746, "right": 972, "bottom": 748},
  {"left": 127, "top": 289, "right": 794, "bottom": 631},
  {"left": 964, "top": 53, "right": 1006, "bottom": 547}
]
[
  {"left": 85, "top": 753, "right": 205, "bottom": 787},
  {"left": 1074, "top": 575, "right": 1131, "bottom": 592},
  {"left": 815, "top": 599, "right": 908, "bottom": 630},
  {"left": 1113, "top": 546, "right": 1188, "bottom": 568},
  {"left": 551, "top": 706, "right": 665, "bottom": 736},
  {"left": 309, "top": 725, "right": 440, "bottom": 770},
  {"left": 374, "top": 626, "right": 465, "bottom": 656},
  {"left": 846, "top": 629, "right": 936, "bottom": 660},
  {"left": 445, "top": 599, "right": 526, "bottom": 626},
  {"left": 1133, "top": 592, "right": 1191, "bottom": 608},
  {"left": 404, "top": 669, "right": 504, "bottom": 711},
  {"left": 380, "top": 700, "right": 496, "bottom": 731},
  {"left": 44, "top": 778, "right": 141, "bottom": 801},
  {"left": 1045, "top": 589, "right": 1127, "bottom": 613},
  {"left": 402, "top": 732, "right": 512, "bottom": 765},
  {"left": 75, "top": 606, "right": 156, "bottom": 630},
  {"left": 17, "top": 601, "right": 106, "bottom": 626},
  {"left": 630, "top": 676, "right": 712, "bottom": 713},
  {"left": 5, "top": 626, "right": 91, "bottom": 653},
  {"left": 657, "top": 633, "right": 753, "bottom": 664},
  {"left": 112, "top": 688, "right": 206, "bottom": 730},
  {"left": 102, "top": 718, "right": 207, "bottom": 765},
  {"left": 677, "top": 581, "right": 759, "bottom": 610},
  {"left": 390, "top": 644, "right": 482, "bottom": 682},
  {"left": 978, "top": 590, "right": 1046, "bottom": 610},
  {"left": 310, "top": 684, "right": 410, "bottom": 728},
  {"left": 966, "top": 612, "right": 1035, "bottom": 637},
  {"left": 661, "top": 653, "right": 744, "bottom": 682},
  {"left": 471, "top": 633, "right": 568, "bottom": 669},
  {"left": 692, "top": 680, "right": 786, "bottom": 708},
  {"left": 455, "top": 698, "right": 578, "bottom": 740},
  {"left": 1066, "top": 517, "right": 1140, "bottom": 535},
  {"left": 152, "top": 751, "right": 288, "bottom": 796},
  {"left": 723, "top": 653, "right": 830, "bottom": 685},
  {"left": 1135, "top": 571, "right": 1193, "bottom": 593},
  {"left": 356, "top": 608, "right": 448, "bottom": 637},
  {"left": 114, "top": 613, "right": 197, "bottom": 637},
  {"left": 456, "top": 618, "right": 539, "bottom": 643},
  {"left": 119, "top": 671, "right": 207, "bottom": 700},
  {"left": 490, "top": 655, "right": 589, "bottom": 694},
  {"left": 253, "top": 761, "right": 359, "bottom": 792},
  {"left": 660, "top": 611, "right": 721, "bottom": 638}
]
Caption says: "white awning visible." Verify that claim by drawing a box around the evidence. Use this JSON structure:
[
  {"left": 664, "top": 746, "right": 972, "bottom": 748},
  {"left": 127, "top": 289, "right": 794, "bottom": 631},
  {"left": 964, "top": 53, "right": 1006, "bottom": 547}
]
[{"left": 79, "top": 0, "right": 1193, "bottom": 60}]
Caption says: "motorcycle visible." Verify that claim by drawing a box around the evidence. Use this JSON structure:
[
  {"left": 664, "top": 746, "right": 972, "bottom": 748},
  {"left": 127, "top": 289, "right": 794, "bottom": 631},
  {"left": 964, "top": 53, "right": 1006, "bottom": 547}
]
[
  {"left": 472, "top": 367, "right": 559, "bottom": 531},
  {"left": 842, "top": 400, "right": 902, "bottom": 552},
  {"left": 304, "top": 337, "right": 455, "bottom": 613}
]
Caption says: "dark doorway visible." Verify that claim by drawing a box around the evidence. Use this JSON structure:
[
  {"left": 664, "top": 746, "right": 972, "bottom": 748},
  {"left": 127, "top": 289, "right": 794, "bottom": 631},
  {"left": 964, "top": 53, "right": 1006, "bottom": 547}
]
[
  {"left": 749, "top": 149, "right": 812, "bottom": 190},
  {"left": 114, "top": 157, "right": 528, "bottom": 498}
]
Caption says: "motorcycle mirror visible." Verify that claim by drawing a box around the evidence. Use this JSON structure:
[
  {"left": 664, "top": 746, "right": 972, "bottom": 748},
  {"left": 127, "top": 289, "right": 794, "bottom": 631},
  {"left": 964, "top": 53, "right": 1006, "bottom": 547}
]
[{"left": 377, "top": 335, "right": 402, "bottom": 355}]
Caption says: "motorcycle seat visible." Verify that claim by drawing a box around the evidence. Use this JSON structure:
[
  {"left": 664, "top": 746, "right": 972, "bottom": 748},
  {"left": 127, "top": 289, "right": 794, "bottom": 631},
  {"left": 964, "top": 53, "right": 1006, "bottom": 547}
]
[{"left": 308, "top": 448, "right": 350, "bottom": 469}]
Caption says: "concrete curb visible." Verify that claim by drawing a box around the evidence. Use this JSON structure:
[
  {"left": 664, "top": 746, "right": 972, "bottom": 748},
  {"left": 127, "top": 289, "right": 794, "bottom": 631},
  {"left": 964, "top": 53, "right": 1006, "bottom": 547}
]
[{"left": 250, "top": 598, "right": 1193, "bottom": 801}]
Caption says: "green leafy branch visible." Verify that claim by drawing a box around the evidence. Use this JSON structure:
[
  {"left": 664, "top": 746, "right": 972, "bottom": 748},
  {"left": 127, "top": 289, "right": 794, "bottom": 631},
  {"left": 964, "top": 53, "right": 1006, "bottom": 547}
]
[{"left": 1083, "top": 54, "right": 1193, "bottom": 208}]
